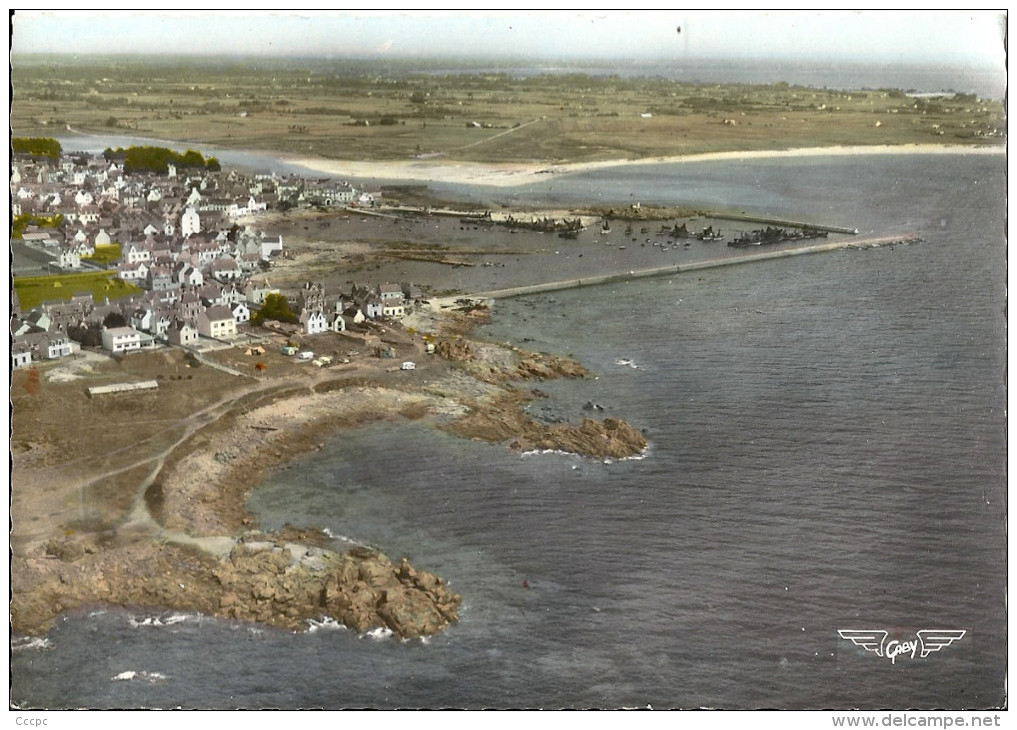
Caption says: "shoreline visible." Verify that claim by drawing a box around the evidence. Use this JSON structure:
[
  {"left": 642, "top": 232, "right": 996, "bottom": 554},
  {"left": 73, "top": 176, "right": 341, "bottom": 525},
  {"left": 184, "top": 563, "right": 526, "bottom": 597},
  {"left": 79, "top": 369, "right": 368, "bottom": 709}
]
[
  {"left": 10, "top": 324, "right": 647, "bottom": 638},
  {"left": 280, "top": 143, "right": 1004, "bottom": 188}
]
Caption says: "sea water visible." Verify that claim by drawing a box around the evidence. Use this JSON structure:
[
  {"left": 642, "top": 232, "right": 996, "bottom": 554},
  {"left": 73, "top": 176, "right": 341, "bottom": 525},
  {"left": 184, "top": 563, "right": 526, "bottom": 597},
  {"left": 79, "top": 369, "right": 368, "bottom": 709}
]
[{"left": 10, "top": 152, "right": 1005, "bottom": 709}]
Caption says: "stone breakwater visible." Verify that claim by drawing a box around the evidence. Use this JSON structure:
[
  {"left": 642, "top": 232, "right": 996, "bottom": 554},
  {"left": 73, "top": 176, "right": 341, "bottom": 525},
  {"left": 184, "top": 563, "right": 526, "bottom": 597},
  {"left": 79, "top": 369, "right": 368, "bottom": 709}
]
[{"left": 473, "top": 234, "right": 923, "bottom": 300}]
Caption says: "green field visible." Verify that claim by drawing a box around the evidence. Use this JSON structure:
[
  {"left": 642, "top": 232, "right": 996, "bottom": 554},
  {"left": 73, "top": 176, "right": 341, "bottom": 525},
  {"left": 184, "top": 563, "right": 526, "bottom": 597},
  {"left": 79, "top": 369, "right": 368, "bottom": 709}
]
[
  {"left": 82, "top": 243, "right": 123, "bottom": 267},
  {"left": 10, "top": 55, "right": 1005, "bottom": 165},
  {"left": 14, "top": 270, "right": 142, "bottom": 311}
]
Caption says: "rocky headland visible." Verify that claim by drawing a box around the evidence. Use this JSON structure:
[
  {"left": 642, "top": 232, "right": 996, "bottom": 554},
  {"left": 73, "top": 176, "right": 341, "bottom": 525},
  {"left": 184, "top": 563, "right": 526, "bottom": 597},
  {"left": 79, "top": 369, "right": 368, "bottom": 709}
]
[{"left": 11, "top": 326, "right": 647, "bottom": 641}]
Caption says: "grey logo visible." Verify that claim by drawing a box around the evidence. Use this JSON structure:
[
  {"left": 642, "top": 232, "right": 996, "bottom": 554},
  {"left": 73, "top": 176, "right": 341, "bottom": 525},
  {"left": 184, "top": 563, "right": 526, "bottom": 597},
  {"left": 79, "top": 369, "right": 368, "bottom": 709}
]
[{"left": 837, "top": 629, "right": 966, "bottom": 664}]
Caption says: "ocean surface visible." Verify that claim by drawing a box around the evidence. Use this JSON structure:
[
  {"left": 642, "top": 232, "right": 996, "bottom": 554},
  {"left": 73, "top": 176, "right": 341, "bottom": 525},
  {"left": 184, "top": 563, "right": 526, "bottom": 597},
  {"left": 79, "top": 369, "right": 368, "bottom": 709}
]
[{"left": 11, "top": 152, "right": 1006, "bottom": 709}]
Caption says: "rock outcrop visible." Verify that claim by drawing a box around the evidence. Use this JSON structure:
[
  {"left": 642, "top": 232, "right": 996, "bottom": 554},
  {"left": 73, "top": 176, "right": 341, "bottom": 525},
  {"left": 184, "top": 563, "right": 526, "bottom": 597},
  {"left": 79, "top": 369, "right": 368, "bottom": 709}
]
[
  {"left": 12, "top": 534, "right": 460, "bottom": 640},
  {"left": 216, "top": 541, "right": 460, "bottom": 638},
  {"left": 444, "top": 392, "right": 648, "bottom": 460}
]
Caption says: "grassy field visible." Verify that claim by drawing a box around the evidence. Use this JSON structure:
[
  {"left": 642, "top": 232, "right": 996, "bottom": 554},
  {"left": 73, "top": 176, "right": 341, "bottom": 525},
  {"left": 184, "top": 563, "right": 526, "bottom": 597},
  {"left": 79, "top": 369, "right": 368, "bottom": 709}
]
[
  {"left": 14, "top": 270, "right": 143, "bottom": 310},
  {"left": 10, "top": 56, "right": 1005, "bottom": 165},
  {"left": 82, "top": 243, "right": 123, "bottom": 267}
]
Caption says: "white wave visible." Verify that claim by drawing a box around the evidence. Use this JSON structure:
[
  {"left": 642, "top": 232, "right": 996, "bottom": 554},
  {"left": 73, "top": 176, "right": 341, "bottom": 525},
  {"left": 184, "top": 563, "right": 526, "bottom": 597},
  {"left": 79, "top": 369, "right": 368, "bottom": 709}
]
[
  {"left": 614, "top": 358, "right": 640, "bottom": 369},
  {"left": 11, "top": 636, "right": 52, "bottom": 652},
  {"left": 306, "top": 616, "right": 349, "bottom": 633},
  {"left": 111, "top": 670, "right": 167, "bottom": 684},
  {"left": 519, "top": 448, "right": 572, "bottom": 458},
  {"left": 363, "top": 627, "right": 393, "bottom": 641},
  {"left": 128, "top": 612, "right": 200, "bottom": 628},
  {"left": 603, "top": 447, "right": 651, "bottom": 464},
  {"left": 322, "top": 527, "right": 363, "bottom": 545}
]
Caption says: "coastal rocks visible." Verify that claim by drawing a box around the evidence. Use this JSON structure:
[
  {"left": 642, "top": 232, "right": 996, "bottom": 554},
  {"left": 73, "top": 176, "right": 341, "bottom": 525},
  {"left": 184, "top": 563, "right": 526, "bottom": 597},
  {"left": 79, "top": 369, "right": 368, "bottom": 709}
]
[
  {"left": 444, "top": 392, "right": 647, "bottom": 460},
  {"left": 435, "top": 339, "right": 474, "bottom": 361},
  {"left": 511, "top": 417, "right": 649, "bottom": 460},
  {"left": 213, "top": 540, "right": 460, "bottom": 638},
  {"left": 514, "top": 354, "right": 587, "bottom": 380},
  {"left": 12, "top": 536, "right": 460, "bottom": 641}
]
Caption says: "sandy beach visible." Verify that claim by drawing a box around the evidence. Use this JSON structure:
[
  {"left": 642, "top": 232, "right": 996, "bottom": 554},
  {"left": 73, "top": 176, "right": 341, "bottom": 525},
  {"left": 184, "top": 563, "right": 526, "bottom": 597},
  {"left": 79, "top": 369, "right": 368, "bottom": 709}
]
[{"left": 282, "top": 144, "right": 1004, "bottom": 188}]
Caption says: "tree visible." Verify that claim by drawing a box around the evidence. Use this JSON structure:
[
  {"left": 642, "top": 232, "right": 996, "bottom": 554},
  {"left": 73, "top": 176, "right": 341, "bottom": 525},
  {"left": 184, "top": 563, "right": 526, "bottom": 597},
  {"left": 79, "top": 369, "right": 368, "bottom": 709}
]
[
  {"left": 12, "top": 137, "right": 62, "bottom": 159},
  {"left": 252, "top": 293, "right": 297, "bottom": 325},
  {"left": 103, "top": 312, "right": 127, "bottom": 329}
]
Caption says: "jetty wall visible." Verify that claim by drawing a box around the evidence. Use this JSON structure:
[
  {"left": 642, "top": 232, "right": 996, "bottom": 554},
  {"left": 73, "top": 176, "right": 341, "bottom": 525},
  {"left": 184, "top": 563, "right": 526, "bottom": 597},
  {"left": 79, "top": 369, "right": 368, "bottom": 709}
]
[
  {"left": 707, "top": 212, "right": 858, "bottom": 235},
  {"left": 475, "top": 234, "right": 921, "bottom": 300}
]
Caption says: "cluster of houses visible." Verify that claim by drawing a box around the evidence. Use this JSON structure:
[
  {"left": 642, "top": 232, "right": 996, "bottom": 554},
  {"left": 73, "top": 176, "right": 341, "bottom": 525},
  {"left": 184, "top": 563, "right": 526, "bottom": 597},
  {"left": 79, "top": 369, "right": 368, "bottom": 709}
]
[{"left": 10, "top": 150, "right": 410, "bottom": 370}]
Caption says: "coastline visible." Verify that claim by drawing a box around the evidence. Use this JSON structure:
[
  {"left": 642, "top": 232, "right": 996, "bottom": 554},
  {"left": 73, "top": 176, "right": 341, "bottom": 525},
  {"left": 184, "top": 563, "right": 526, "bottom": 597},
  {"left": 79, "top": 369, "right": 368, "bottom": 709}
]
[
  {"left": 11, "top": 139, "right": 998, "bottom": 643},
  {"left": 280, "top": 143, "right": 1005, "bottom": 188},
  {"left": 10, "top": 323, "right": 647, "bottom": 638}
]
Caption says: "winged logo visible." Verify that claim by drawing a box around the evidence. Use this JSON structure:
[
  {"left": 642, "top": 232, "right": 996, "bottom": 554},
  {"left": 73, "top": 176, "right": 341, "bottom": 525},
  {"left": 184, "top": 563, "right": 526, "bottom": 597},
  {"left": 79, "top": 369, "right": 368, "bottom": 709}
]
[
  {"left": 838, "top": 629, "right": 888, "bottom": 656},
  {"left": 917, "top": 629, "right": 966, "bottom": 657}
]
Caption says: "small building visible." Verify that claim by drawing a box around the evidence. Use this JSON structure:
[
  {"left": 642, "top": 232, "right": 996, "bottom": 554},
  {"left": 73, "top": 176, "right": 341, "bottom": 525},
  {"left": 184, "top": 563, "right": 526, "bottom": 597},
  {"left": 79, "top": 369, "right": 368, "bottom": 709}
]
[
  {"left": 101, "top": 326, "right": 144, "bottom": 353},
  {"left": 166, "top": 318, "right": 199, "bottom": 346},
  {"left": 231, "top": 301, "right": 251, "bottom": 325},
  {"left": 12, "top": 342, "right": 33, "bottom": 369},
  {"left": 300, "top": 308, "right": 328, "bottom": 336},
  {"left": 197, "top": 305, "right": 238, "bottom": 340}
]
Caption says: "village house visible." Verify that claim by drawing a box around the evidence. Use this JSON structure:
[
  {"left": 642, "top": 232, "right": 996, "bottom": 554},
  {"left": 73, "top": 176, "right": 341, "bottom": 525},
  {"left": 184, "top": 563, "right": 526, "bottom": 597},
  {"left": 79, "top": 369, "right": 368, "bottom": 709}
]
[
  {"left": 181, "top": 206, "right": 201, "bottom": 237},
  {"left": 11, "top": 341, "right": 33, "bottom": 369},
  {"left": 58, "top": 246, "right": 82, "bottom": 270},
  {"left": 166, "top": 318, "right": 200, "bottom": 347},
  {"left": 178, "top": 290, "right": 204, "bottom": 321},
  {"left": 208, "top": 256, "right": 242, "bottom": 283},
  {"left": 101, "top": 325, "right": 145, "bottom": 353},
  {"left": 300, "top": 308, "right": 329, "bottom": 335},
  {"left": 231, "top": 301, "right": 251, "bottom": 325},
  {"left": 363, "top": 297, "right": 383, "bottom": 320},
  {"left": 197, "top": 305, "right": 238, "bottom": 340},
  {"left": 381, "top": 300, "right": 406, "bottom": 319},
  {"left": 244, "top": 279, "right": 279, "bottom": 305},
  {"left": 41, "top": 331, "right": 74, "bottom": 359}
]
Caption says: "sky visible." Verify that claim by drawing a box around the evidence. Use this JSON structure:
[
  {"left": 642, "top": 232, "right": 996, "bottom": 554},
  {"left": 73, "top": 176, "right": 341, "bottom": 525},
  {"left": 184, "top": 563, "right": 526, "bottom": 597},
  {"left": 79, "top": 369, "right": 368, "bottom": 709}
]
[{"left": 9, "top": 10, "right": 1008, "bottom": 69}]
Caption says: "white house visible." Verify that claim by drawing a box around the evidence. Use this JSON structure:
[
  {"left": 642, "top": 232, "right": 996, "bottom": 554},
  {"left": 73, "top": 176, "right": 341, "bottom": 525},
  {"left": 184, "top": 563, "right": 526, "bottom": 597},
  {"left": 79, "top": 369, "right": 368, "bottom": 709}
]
[
  {"left": 330, "top": 313, "right": 347, "bottom": 333},
  {"left": 260, "top": 235, "right": 284, "bottom": 260},
  {"left": 58, "top": 247, "right": 82, "bottom": 270},
  {"left": 117, "top": 261, "right": 149, "bottom": 282},
  {"left": 124, "top": 242, "right": 152, "bottom": 265},
  {"left": 381, "top": 300, "right": 406, "bottom": 319},
  {"left": 101, "top": 326, "right": 144, "bottom": 353},
  {"left": 231, "top": 301, "right": 251, "bottom": 325},
  {"left": 177, "top": 263, "right": 204, "bottom": 287},
  {"left": 181, "top": 206, "right": 201, "bottom": 237},
  {"left": 43, "top": 333, "right": 74, "bottom": 359},
  {"left": 12, "top": 342, "right": 33, "bottom": 369},
  {"left": 300, "top": 308, "right": 328, "bottom": 335}
]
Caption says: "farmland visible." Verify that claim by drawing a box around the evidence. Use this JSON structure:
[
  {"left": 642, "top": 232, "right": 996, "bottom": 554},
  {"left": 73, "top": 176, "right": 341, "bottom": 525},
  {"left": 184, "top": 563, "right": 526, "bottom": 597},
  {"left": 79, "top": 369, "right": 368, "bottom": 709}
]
[{"left": 10, "top": 55, "right": 1005, "bottom": 166}]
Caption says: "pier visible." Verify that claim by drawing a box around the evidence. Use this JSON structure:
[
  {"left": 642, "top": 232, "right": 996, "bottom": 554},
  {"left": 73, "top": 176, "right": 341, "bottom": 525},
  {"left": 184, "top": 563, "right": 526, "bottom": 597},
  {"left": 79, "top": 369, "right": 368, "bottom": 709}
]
[
  {"left": 706, "top": 212, "right": 859, "bottom": 235},
  {"left": 474, "top": 233, "right": 922, "bottom": 300}
]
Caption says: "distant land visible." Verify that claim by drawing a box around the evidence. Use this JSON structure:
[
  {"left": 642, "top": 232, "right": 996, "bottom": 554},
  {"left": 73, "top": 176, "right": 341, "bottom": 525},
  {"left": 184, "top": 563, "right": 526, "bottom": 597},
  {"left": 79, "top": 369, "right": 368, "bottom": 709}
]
[{"left": 10, "top": 54, "right": 1005, "bottom": 168}]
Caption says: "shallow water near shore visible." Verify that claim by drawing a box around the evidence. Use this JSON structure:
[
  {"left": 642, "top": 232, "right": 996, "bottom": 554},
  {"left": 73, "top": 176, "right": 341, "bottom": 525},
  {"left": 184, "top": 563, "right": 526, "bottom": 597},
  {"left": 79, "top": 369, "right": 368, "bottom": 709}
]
[{"left": 11, "top": 153, "right": 1005, "bottom": 709}]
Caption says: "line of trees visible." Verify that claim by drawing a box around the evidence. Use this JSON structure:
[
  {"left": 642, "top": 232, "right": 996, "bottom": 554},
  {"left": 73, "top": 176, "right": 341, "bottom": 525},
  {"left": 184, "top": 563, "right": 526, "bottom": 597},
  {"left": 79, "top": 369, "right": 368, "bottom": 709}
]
[
  {"left": 103, "top": 145, "right": 221, "bottom": 174},
  {"left": 12, "top": 137, "right": 62, "bottom": 159},
  {"left": 12, "top": 213, "right": 64, "bottom": 239}
]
